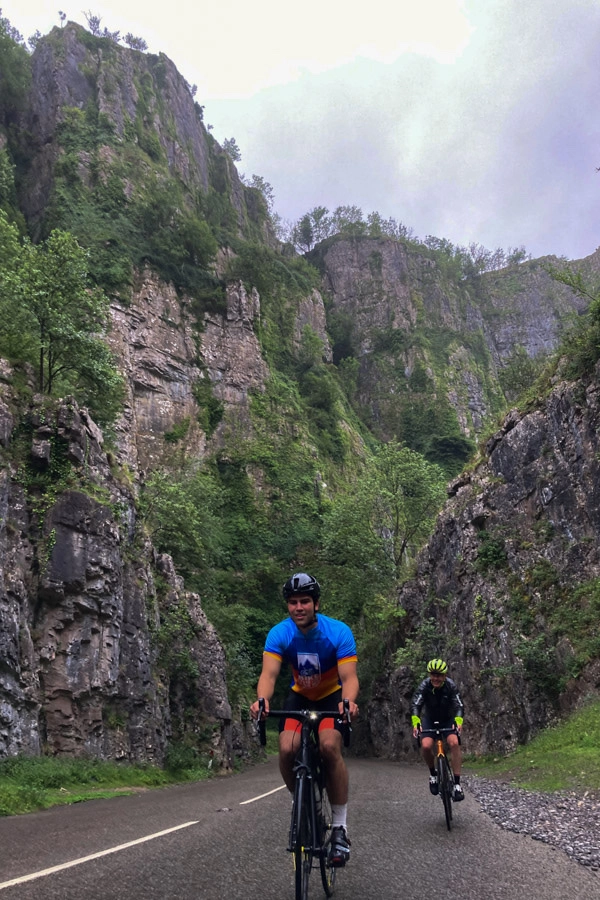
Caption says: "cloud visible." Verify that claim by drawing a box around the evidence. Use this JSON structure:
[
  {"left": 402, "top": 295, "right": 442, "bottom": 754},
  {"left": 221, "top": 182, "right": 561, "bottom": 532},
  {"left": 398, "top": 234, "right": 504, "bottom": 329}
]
[
  {"left": 4, "top": 0, "right": 600, "bottom": 260},
  {"left": 205, "top": 0, "right": 600, "bottom": 259}
]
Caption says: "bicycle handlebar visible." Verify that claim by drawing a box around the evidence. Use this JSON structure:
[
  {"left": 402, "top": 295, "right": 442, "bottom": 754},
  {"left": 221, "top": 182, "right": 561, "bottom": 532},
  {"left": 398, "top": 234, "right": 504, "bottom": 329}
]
[
  {"left": 416, "top": 723, "right": 461, "bottom": 746},
  {"left": 256, "top": 698, "right": 352, "bottom": 747}
]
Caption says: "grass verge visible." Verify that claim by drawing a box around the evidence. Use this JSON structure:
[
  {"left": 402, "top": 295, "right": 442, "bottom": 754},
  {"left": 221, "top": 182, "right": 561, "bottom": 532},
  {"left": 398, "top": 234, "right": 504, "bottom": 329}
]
[
  {"left": 466, "top": 699, "right": 600, "bottom": 792},
  {"left": 0, "top": 754, "right": 213, "bottom": 817}
]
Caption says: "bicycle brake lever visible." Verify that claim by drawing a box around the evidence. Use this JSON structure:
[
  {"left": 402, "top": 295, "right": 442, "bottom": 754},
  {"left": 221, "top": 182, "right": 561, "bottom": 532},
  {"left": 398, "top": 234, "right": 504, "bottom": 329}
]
[{"left": 257, "top": 698, "right": 267, "bottom": 746}]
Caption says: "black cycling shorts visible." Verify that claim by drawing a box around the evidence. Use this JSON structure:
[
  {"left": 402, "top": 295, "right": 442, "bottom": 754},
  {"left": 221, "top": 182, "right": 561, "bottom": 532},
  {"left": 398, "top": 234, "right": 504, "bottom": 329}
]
[{"left": 420, "top": 716, "right": 455, "bottom": 732}]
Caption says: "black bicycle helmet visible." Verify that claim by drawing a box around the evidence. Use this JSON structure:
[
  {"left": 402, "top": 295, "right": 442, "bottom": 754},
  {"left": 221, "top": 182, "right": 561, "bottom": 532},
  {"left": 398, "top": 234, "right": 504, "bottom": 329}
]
[{"left": 282, "top": 572, "right": 321, "bottom": 601}]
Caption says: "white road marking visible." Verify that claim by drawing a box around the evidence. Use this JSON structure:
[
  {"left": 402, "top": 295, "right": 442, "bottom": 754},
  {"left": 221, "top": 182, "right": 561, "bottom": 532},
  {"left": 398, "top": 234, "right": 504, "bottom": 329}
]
[
  {"left": 0, "top": 821, "right": 199, "bottom": 890},
  {"left": 239, "top": 785, "right": 287, "bottom": 805}
]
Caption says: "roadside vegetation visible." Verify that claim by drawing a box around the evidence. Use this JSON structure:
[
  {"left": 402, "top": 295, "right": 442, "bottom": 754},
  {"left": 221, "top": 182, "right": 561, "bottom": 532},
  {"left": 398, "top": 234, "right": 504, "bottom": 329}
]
[
  {"left": 2, "top": 700, "right": 599, "bottom": 816},
  {"left": 0, "top": 753, "right": 215, "bottom": 817},
  {"left": 467, "top": 699, "right": 600, "bottom": 793}
]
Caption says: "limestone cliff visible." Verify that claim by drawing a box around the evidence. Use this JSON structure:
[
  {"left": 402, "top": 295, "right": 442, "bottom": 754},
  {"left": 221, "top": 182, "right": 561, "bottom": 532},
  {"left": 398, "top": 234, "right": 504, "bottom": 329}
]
[
  {"left": 311, "top": 237, "right": 587, "bottom": 443},
  {"left": 2, "top": 16, "right": 599, "bottom": 769},
  {"left": 20, "top": 21, "right": 271, "bottom": 246},
  {"left": 0, "top": 366, "right": 235, "bottom": 762},
  {"left": 368, "top": 361, "right": 600, "bottom": 758}
]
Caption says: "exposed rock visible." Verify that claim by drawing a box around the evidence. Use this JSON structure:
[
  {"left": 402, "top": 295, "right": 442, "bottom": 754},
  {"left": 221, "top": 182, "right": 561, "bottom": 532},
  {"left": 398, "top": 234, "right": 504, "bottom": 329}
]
[
  {"left": 0, "top": 380, "right": 231, "bottom": 765},
  {"left": 368, "top": 362, "right": 600, "bottom": 759},
  {"left": 311, "top": 237, "right": 586, "bottom": 441}
]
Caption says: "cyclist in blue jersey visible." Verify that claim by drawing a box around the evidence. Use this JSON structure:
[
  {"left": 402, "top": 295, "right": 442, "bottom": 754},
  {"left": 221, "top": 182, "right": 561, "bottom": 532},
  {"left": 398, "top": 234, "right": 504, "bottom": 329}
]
[{"left": 250, "top": 572, "right": 359, "bottom": 866}]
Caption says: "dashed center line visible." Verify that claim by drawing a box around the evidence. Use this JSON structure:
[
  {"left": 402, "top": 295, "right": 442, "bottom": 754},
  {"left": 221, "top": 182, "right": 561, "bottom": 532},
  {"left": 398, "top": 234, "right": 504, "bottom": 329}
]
[{"left": 239, "top": 784, "right": 287, "bottom": 805}]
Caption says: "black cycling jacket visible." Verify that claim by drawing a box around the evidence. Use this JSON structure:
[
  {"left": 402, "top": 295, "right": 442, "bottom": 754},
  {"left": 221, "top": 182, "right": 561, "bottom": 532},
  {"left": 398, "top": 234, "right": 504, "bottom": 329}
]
[{"left": 411, "top": 677, "right": 464, "bottom": 724}]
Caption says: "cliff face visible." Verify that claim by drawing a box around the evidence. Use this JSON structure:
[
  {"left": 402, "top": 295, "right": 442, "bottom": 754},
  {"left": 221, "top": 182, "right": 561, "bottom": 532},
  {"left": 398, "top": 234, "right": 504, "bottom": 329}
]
[
  {"left": 0, "top": 249, "right": 332, "bottom": 761},
  {"left": 312, "top": 237, "right": 587, "bottom": 441},
  {"left": 368, "top": 362, "right": 600, "bottom": 758},
  {"left": 0, "top": 368, "right": 231, "bottom": 762},
  {"left": 20, "top": 22, "right": 272, "bottom": 246}
]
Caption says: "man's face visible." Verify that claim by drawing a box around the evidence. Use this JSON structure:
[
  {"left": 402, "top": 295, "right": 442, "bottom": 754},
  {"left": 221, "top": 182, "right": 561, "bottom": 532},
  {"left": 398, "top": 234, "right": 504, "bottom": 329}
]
[
  {"left": 429, "top": 672, "right": 446, "bottom": 686},
  {"left": 287, "top": 594, "right": 318, "bottom": 628}
]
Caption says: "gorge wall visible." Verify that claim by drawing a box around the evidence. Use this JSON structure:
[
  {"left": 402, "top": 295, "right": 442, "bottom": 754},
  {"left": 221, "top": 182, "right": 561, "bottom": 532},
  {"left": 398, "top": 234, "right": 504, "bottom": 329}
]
[
  {"left": 368, "top": 361, "right": 600, "bottom": 758},
  {"left": 1, "top": 19, "right": 599, "bottom": 767}
]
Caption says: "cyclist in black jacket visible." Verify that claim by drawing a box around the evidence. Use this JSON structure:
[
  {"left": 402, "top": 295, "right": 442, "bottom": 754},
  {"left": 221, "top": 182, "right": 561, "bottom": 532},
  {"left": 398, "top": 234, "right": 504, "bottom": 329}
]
[{"left": 411, "top": 658, "right": 465, "bottom": 801}]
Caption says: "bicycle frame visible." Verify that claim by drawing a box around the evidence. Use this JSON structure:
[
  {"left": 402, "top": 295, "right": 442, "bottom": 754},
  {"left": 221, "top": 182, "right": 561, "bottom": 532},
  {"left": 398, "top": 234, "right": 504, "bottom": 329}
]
[
  {"left": 418, "top": 723, "right": 460, "bottom": 831},
  {"left": 257, "top": 699, "right": 350, "bottom": 899}
]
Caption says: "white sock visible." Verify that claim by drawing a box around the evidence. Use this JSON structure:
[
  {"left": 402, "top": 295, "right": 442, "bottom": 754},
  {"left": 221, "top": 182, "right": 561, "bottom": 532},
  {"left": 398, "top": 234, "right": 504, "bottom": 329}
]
[{"left": 331, "top": 803, "right": 347, "bottom": 829}]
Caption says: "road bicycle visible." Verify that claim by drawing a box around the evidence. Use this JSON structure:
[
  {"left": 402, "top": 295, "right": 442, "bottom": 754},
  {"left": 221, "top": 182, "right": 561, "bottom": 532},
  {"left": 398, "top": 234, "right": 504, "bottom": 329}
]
[
  {"left": 418, "top": 722, "right": 460, "bottom": 831},
  {"left": 257, "top": 698, "right": 351, "bottom": 900}
]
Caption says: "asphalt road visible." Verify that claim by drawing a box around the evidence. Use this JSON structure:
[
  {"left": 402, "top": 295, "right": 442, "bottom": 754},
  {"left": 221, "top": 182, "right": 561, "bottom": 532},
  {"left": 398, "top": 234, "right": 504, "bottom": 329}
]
[{"left": 0, "top": 757, "right": 597, "bottom": 900}]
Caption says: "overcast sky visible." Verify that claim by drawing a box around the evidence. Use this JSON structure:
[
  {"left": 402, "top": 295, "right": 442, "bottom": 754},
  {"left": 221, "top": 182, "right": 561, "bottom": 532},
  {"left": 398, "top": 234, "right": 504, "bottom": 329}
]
[{"left": 3, "top": 0, "right": 600, "bottom": 261}]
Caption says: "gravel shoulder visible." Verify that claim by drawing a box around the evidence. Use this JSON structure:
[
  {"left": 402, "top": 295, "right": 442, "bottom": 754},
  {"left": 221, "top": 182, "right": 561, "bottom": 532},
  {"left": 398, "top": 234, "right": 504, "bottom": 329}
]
[{"left": 465, "top": 773, "right": 600, "bottom": 872}]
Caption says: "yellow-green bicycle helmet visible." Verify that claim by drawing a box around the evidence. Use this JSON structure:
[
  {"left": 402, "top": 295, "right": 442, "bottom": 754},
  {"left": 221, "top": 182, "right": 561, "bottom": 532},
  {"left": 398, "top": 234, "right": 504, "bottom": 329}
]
[{"left": 427, "top": 658, "right": 448, "bottom": 674}]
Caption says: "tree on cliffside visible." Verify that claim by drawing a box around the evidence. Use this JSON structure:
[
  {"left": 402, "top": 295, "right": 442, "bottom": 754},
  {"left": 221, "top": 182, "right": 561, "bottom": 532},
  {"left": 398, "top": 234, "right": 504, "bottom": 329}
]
[
  {"left": 0, "top": 212, "right": 123, "bottom": 423},
  {"left": 321, "top": 442, "right": 447, "bottom": 622},
  {"left": 0, "top": 11, "right": 31, "bottom": 128}
]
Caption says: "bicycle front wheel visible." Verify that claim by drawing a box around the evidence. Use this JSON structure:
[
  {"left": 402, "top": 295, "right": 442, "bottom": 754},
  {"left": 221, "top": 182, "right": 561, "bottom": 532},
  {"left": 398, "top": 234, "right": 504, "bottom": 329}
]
[
  {"left": 293, "top": 774, "right": 314, "bottom": 900},
  {"left": 438, "top": 754, "right": 453, "bottom": 831},
  {"left": 315, "top": 779, "right": 336, "bottom": 897}
]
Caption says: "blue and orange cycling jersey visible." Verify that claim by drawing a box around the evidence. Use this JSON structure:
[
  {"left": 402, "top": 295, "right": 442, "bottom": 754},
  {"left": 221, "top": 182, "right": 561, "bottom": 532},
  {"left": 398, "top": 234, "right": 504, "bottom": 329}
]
[{"left": 264, "top": 613, "right": 357, "bottom": 701}]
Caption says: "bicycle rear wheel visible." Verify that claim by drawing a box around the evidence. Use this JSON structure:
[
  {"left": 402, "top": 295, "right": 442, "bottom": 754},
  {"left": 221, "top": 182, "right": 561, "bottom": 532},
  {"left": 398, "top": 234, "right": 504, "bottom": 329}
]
[
  {"left": 438, "top": 754, "right": 453, "bottom": 831},
  {"left": 293, "top": 774, "right": 314, "bottom": 900},
  {"left": 315, "top": 778, "right": 336, "bottom": 897}
]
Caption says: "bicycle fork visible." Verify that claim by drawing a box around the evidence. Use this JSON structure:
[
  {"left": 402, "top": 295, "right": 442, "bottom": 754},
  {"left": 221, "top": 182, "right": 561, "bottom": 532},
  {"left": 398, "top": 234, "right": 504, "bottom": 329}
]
[{"left": 289, "top": 767, "right": 317, "bottom": 853}]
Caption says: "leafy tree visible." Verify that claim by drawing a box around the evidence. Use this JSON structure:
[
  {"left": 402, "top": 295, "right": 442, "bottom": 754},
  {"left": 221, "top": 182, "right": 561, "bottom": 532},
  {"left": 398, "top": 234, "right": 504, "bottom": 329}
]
[
  {"left": 0, "top": 214, "right": 124, "bottom": 423},
  {"left": 366, "top": 211, "right": 385, "bottom": 237},
  {"left": 245, "top": 175, "right": 275, "bottom": 213},
  {"left": 222, "top": 137, "right": 241, "bottom": 162},
  {"left": 0, "top": 12, "right": 31, "bottom": 127},
  {"left": 548, "top": 267, "right": 600, "bottom": 377},
  {"left": 83, "top": 11, "right": 102, "bottom": 36},
  {"left": 506, "top": 245, "right": 531, "bottom": 265},
  {"left": 330, "top": 205, "right": 366, "bottom": 236},
  {"left": 28, "top": 30, "right": 42, "bottom": 51},
  {"left": 322, "top": 442, "right": 446, "bottom": 602},
  {"left": 140, "top": 466, "right": 225, "bottom": 582},
  {"left": 292, "top": 214, "right": 314, "bottom": 253},
  {"left": 124, "top": 33, "right": 148, "bottom": 51},
  {"left": 307, "top": 206, "right": 332, "bottom": 243},
  {"left": 369, "top": 442, "right": 447, "bottom": 578},
  {"left": 499, "top": 344, "right": 547, "bottom": 403}
]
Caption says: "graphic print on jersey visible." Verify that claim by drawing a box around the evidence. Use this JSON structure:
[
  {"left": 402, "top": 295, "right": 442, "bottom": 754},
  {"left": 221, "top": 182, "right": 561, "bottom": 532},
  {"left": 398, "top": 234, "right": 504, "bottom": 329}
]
[{"left": 297, "top": 652, "right": 321, "bottom": 689}]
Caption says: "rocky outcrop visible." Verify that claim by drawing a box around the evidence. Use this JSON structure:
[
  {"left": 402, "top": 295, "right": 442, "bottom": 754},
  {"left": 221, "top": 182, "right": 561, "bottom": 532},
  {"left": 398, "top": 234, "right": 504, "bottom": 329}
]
[
  {"left": 20, "top": 22, "right": 271, "bottom": 244},
  {"left": 368, "top": 362, "right": 600, "bottom": 758},
  {"left": 108, "top": 270, "right": 207, "bottom": 475},
  {"left": 0, "top": 258, "right": 331, "bottom": 762},
  {"left": 108, "top": 269, "right": 331, "bottom": 471},
  {"left": 0, "top": 377, "right": 231, "bottom": 763},
  {"left": 311, "top": 237, "right": 586, "bottom": 441}
]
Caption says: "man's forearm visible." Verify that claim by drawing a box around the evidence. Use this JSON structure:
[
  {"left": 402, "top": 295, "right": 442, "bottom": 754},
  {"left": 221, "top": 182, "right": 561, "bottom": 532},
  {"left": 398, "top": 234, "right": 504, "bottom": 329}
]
[{"left": 256, "top": 675, "right": 276, "bottom": 700}]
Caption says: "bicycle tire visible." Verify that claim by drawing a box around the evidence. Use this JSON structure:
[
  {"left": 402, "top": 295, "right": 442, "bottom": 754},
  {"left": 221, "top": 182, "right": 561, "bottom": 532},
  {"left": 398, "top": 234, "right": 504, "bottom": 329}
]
[
  {"left": 438, "top": 754, "right": 453, "bottom": 831},
  {"left": 315, "top": 776, "right": 336, "bottom": 897},
  {"left": 293, "top": 773, "right": 313, "bottom": 900}
]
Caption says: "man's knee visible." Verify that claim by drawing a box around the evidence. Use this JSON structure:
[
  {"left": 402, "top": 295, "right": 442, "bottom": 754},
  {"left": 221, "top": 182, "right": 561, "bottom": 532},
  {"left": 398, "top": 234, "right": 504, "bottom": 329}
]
[
  {"left": 279, "top": 733, "right": 298, "bottom": 762},
  {"left": 319, "top": 730, "right": 343, "bottom": 762}
]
